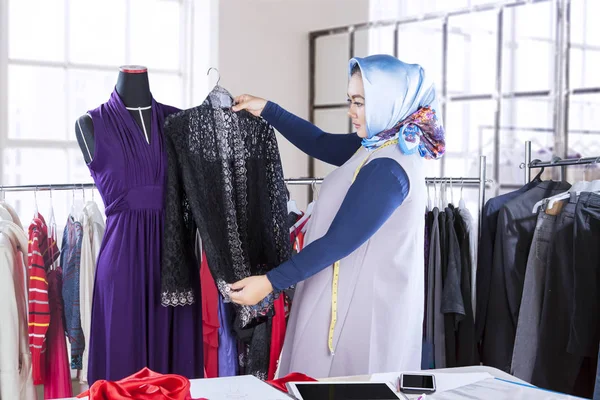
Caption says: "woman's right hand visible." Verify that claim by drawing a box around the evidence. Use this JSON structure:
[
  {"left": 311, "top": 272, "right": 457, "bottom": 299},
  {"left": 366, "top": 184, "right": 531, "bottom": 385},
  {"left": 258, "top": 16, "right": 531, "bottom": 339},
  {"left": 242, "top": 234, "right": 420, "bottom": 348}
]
[{"left": 232, "top": 94, "right": 268, "bottom": 117}]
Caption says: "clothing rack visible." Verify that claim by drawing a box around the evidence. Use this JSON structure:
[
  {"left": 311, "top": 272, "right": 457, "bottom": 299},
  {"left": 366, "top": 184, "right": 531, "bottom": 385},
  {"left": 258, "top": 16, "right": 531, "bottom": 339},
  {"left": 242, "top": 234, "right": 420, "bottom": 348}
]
[
  {"left": 522, "top": 140, "right": 600, "bottom": 183},
  {"left": 1, "top": 155, "right": 489, "bottom": 237},
  {"left": 286, "top": 156, "right": 489, "bottom": 239},
  {"left": 285, "top": 177, "right": 485, "bottom": 185},
  {"left": 0, "top": 183, "right": 97, "bottom": 193}
]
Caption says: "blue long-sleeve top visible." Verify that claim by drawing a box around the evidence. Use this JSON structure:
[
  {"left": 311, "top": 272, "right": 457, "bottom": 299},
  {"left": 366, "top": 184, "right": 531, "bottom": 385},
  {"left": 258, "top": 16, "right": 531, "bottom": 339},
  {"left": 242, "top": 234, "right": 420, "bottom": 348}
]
[
  {"left": 262, "top": 101, "right": 362, "bottom": 166},
  {"left": 261, "top": 102, "right": 411, "bottom": 290}
]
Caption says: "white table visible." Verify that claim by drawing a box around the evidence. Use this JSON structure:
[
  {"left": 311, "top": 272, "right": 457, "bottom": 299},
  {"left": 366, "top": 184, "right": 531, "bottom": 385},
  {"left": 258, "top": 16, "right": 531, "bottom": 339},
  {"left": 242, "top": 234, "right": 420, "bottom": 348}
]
[{"left": 56, "top": 366, "right": 528, "bottom": 400}]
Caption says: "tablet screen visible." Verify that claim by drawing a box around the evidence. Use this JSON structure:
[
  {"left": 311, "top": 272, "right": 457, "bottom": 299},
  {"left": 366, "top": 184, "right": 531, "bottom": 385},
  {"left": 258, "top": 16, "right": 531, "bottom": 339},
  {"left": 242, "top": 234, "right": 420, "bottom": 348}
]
[{"left": 293, "top": 383, "right": 400, "bottom": 400}]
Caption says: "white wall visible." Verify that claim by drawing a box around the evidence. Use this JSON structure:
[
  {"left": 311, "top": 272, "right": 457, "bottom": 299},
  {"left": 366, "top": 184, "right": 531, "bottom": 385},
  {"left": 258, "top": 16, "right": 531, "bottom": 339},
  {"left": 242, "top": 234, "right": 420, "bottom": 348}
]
[
  {"left": 218, "top": 0, "right": 370, "bottom": 207},
  {"left": 192, "top": 0, "right": 220, "bottom": 106}
]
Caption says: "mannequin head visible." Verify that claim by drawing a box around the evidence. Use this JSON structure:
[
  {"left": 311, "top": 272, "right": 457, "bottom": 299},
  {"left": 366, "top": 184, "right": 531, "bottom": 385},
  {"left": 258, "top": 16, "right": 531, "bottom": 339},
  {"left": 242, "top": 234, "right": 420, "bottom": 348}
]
[{"left": 119, "top": 65, "right": 148, "bottom": 74}]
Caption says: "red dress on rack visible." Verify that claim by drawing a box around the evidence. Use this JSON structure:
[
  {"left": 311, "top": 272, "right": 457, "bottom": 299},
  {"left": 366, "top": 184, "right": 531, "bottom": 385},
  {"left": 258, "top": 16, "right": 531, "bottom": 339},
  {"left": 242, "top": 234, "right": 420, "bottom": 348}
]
[
  {"left": 27, "top": 215, "right": 60, "bottom": 384},
  {"left": 200, "top": 251, "right": 219, "bottom": 378},
  {"left": 268, "top": 217, "right": 309, "bottom": 380},
  {"left": 44, "top": 267, "right": 73, "bottom": 399}
]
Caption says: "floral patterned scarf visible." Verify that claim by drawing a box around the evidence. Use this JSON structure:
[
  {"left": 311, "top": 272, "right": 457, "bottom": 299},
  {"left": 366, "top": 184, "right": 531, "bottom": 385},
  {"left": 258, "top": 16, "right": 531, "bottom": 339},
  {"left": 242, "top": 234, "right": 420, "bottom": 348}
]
[{"left": 361, "top": 105, "right": 446, "bottom": 160}]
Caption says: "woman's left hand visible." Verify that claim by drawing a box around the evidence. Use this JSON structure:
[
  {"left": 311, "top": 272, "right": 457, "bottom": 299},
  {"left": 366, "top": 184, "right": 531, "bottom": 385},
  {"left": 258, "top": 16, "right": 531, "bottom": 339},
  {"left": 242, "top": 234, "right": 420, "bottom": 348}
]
[{"left": 229, "top": 275, "right": 274, "bottom": 306}]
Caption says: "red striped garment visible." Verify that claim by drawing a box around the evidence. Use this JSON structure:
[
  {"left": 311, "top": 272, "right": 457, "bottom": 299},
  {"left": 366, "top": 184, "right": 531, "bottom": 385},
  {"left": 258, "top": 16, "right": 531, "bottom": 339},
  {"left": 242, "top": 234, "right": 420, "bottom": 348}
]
[{"left": 28, "top": 215, "right": 60, "bottom": 384}]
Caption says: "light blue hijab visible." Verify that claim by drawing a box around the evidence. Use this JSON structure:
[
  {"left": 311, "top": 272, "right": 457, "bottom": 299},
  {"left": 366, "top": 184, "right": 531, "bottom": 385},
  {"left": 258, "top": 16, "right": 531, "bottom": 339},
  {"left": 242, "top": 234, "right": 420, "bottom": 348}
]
[{"left": 349, "top": 55, "right": 445, "bottom": 159}]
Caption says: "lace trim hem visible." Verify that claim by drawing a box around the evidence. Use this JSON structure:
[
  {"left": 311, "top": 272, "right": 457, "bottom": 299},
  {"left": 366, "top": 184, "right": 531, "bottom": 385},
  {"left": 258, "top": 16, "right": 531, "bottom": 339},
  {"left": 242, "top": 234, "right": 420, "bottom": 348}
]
[{"left": 161, "top": 290, "right": 195, "bottom": 307}]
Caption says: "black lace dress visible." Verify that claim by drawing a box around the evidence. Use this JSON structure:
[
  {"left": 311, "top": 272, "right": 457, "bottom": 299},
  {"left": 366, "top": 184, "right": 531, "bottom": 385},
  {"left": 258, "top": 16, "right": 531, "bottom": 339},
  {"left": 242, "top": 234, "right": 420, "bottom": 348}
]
[{"left": 161, "top": 86, "right": 291, "bottom": 379}]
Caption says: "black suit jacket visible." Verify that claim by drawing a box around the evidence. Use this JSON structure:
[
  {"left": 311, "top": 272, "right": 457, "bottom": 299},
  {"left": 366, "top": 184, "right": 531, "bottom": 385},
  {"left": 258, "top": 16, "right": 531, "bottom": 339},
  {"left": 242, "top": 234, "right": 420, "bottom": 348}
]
[
  {"left": 481, "top": 180, "right": 571, "bottom": 371},
  {"left": 475, "top": 179, "right": 540, "bottom": 343}
]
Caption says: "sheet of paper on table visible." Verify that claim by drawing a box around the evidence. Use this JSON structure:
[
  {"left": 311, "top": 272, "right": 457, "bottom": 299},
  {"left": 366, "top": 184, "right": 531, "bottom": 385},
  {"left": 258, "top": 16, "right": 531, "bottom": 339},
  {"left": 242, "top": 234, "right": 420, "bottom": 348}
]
[
  {"left": 370, "top": 370, "right": 494, "bottom": 397},
  {"left": 426, "top": 378, "right": 584, "bottom": 399},
  {"left": 189, "top": 375, "right": 291, "bottom": 400}
]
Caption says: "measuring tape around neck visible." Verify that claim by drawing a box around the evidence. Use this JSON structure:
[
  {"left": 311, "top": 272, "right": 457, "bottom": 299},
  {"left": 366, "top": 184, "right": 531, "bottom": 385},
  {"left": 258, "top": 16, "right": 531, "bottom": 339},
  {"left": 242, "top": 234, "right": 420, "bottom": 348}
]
[{"left": 328, "top": 138, "right": 399, "bottom": 355}]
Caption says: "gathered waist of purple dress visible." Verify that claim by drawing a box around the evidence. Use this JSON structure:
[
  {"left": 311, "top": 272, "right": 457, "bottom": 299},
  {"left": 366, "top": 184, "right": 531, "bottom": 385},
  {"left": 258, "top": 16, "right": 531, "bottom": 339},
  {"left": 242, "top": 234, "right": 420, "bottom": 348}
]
[{"left": 105, "top": 185, "right": 164, "bottom": 216}]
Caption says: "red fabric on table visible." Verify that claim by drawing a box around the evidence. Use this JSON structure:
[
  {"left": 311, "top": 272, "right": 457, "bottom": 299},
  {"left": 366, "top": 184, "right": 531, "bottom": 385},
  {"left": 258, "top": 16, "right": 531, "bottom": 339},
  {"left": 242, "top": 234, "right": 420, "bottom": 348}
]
[
  {"left": 267, "top": 372, "right": 318, "bottom": 393},
  {"left": 77, "top": 367, "right": 201, "bottom": 400}
]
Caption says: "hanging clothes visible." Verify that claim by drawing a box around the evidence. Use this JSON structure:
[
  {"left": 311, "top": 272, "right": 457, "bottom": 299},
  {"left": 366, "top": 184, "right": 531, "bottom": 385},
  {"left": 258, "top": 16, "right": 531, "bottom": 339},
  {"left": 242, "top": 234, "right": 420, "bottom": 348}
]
[
  {"left": 441, "top": 207, "right": 465, "bottom": 368},
  {"left": 570, "top": 193, "right": 600, "bottom": 362},
  {"left": 0, "top": 204, "right": 13, "bottom": 221},
  {"left": 475, "top": 178, "right": 540, "bottom": 347},
  {"left": 162, "top": 86, "right": 291, "bottom": 326},
  {"left": 162, "top": 86, "right": 290, "bottom": 379},
  {"left": 217, "top": 296, "right": 238, "bottom": 377},
  {"left": 44, "top": 267, "right": 72, "bottom": 399},
  {"left": 430, "top": 207, "right": 445, "bottom": 370},
  {"left": 422, "top": 210, "right": 436, "bottom": 370},
  {"left": 193, "top": 232, "right": 220, "bottom": 379},
  {"left": 61, "top": 216, "right": 84, "bottom": 370},
  {"left": 0, "top": 217, "right": 36, "bottom": 400},
  {"left": 234, "top": 314, "right": 271, "bottom": 380},
  {"left": 28, "top": 214, "right": 60, "bottom": 384},
  {"left": 200, "top": 250, "right": 219, "bottom": 379},
  {"left": 422, "top": 202, "right": 477, "bottom": 370},
  {"left": 457, "top": 201, "right": 477, "bottom": 316},
  {"left": 595, "top": 350, "right": 600, "bottom": 400},
  {"left": 86, "top": 90, "right": 204, "bottom": 384},
  {"left": 530, "top": 194, "right": 584, "bottom": 395},
  {"left": 438, "top": 209, "right": 448, "bottom": 287},
  {"left": 80, "top": 201, "right": 105, "bottom": 383},
  {"left": 0, "top": 201, "right": 23, "bottom": 228},
  {"left": 452, "top": 207, "right": 477, "bottom": 366},
  {"left": 481, "top": 181, "right": 570, "bottom": 372},
  {"left": 570, "top": 192, "right": 600, "bottom": 400},
  {"left": 269, "top": 297, "right": 286, "bottom": 380},
  {"left": 479, "top": 181, "right": 600, "bottom": 397},
  {"left": 510, "top": 193, "right": 595, "bottom": 398},
  {"left": 423, "top": 210, "right": 432, "bottom": 356},
  {"left": 511, "top": 210, "right": 556, "bottom": 382}
]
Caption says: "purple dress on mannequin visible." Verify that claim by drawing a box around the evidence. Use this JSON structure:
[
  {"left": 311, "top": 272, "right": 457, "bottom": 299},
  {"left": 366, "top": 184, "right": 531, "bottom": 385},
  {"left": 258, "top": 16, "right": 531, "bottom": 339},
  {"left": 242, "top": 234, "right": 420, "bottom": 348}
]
[{"left": 86, "top": 90, "right": 204, "bottom": 384}]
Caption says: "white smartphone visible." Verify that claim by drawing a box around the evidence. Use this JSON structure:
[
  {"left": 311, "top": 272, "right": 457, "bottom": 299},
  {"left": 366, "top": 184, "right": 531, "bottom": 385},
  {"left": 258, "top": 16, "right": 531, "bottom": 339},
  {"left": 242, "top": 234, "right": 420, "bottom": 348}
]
[
  {"left": 286, "top": 381, "right": 403, "bottom": 400},
  {"left": 399, "top": 373, "right": 436, "bottom": 394}
]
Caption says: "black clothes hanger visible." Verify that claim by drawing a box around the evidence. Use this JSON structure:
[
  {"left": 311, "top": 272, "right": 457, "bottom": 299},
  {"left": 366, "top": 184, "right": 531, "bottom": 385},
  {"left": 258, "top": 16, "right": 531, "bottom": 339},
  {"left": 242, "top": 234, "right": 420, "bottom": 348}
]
[{"left": 530, "top": 159, "right": 545, "bottom": 182}]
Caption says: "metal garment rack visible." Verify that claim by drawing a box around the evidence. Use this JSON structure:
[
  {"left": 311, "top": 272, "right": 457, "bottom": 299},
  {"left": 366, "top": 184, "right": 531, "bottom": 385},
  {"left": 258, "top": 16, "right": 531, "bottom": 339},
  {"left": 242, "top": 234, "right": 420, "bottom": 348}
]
[
  {"left": 0, "top": 157, "right": 488, "bottom": 236},
  {"left": 522, "top": 140, "right": 600, "bottom": 183},
  {"left": 0, "top": 183, "right": 97, "bottom": 193},
  {"left": 287, "top": 156, "right": 489, "bottom": 240}
]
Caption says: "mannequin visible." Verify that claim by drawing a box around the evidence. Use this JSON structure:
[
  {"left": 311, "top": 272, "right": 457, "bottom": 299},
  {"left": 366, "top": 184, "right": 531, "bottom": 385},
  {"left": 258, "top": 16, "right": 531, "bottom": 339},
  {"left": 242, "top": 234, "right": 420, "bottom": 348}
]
[{"left": 75, "top": 66, "right": 153, "bottom": 163}]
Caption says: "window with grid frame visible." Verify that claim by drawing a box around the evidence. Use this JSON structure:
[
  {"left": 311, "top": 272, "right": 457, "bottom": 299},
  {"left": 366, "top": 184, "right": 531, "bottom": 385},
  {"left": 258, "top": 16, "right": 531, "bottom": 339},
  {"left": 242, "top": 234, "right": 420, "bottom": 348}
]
[
  {"left": 367, "top": 0, "right": 600, "bottom": 188},
  {"left": 2, "top": 0, "right": 191, "bottom": 225}
]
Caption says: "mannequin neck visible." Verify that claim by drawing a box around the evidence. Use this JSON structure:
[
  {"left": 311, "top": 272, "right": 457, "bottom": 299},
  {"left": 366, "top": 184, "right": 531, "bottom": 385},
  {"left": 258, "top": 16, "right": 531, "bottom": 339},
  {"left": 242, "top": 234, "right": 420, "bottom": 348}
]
[{"left": 115, "top": 71, "right": 152, "bottom": 108}]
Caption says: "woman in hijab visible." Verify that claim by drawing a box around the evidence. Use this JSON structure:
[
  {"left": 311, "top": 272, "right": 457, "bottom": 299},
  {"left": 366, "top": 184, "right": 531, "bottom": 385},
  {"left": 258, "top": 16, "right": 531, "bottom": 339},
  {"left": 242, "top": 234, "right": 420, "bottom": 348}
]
[{"left": 230, "top": 54, "right": 445, "bottom": 378}]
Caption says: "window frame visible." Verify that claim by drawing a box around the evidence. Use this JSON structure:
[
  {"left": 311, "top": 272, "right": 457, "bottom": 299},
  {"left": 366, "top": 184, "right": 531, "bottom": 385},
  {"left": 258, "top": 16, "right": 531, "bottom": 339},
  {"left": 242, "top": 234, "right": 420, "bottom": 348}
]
[
  {"left": 0, "top": 0, "right": 195, "bottom": 187},
  {"left": 310, "top": 0, "right": 600, "bottom": 193}
]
